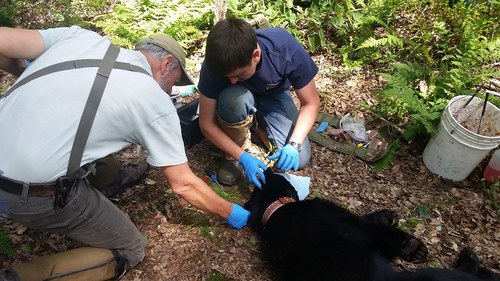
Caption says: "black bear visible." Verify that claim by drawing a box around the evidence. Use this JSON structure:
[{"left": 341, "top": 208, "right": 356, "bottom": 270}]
[{"left": 244, "top": 168, "right": 499, "bottom": 281}]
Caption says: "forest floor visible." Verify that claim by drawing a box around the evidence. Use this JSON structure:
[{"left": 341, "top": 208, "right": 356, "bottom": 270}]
[{"left": 1, "top": 52, "right": 498, "bottom": 281}]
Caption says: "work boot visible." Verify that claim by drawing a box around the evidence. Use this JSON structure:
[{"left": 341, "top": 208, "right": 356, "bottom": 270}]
[
  {"left": 4, "top": 247, "right": 126, "bottom": 281},
  {"left": 97, "top": 162, "right": 150, "bottom": 198},
  {"left": 216, "top": 114, "right": 254, "bottom": 151},
  {"left": 0, "top": 268, "right": 20, "bottom": 281},
  {"left": 216, "top": 114, "right": 254, "bottom": 186},
  {"left": 218, "top": 159, "right": 242, "bottom": 186}
]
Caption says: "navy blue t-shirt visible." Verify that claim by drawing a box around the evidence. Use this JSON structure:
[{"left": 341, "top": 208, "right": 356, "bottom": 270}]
[{"left": 198, "top": 28, "right": 319, "bottom": 99}]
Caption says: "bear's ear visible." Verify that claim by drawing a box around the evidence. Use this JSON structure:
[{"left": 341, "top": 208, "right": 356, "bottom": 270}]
[
  {"left": 263, "top": 169, "right": 299, "bottom": 200},
  {"left": 260, "top": 168, "right": 277, "bottom": 191},
  {"left": 273, "top": 175, "right": 299, "bottom": 199},
  {"left": 264, "top": 167, "right": 275, "bottom": 179}
]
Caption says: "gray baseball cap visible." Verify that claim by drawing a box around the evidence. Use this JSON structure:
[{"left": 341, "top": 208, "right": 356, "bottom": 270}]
[{"left": 136, "top": 34, "right": 193, "bottom": 86}]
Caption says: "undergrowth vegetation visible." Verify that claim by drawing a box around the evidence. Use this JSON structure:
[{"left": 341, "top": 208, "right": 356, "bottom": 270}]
[
  {"left": 1, "top": 0, "right": 499, "bottom": 253},
  {"left": 231, "top": 0, "right": 500, "bottom": 141},
  {"left": 92, "top": 0, "right": 213, "bottom": 50},
  {"left": 2, "top": 0, "right": 498, "bottom": 141}
]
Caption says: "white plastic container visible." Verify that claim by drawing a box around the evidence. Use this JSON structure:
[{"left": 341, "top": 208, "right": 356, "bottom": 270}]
[
  {"left": 484, "top": 149, "right": 500, "bottom": 182},
  {"left": 423, "top": 95, "right": 500, "bottom": 181}
]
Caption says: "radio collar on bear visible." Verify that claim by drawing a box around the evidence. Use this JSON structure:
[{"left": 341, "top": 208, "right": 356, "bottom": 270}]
[{"left": 262, "top": 197, "right": 296, "bottom": 225}]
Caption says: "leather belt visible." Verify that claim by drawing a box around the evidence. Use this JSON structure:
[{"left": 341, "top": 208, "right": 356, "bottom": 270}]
[{"left": 0, "top": 176, "right": 58, "bottom": 197}]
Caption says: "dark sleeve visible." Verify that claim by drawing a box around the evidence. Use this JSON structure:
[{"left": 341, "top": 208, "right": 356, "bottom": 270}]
[
  {"left": 197, "top": 60, "right": 230, "bottom": 99},
  {"left": 285, "top": 35, "right": 318, "bottom": 90}
]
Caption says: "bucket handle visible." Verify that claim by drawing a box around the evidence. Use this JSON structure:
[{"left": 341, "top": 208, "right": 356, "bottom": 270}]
[
  {"left": 477, "top": 89, "right": 499, "bottom": 134},
  {"left": 449, "top": 88, "right": 499, "bottom": 134},
  {"left": 449, "top": 84, "right": 500, "bottom": 111},
  {"left": 449, "top": 92, "right": 479, "bottom": 123}
]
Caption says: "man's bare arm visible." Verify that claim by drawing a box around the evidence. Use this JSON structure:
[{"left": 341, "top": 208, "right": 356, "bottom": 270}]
[
  {"left": 290, "top": 79, "right": 320, "bottom": 144},
  {"left": 163, "top": 163, "right": 233, "bottom": 219},
  {"left": 0, "top": 27, "right": 44, "bottom": 75}
]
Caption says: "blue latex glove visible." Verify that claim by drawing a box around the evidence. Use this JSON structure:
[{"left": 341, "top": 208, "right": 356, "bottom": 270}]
[
  {"left": 226, "top": 203, "right": 250, "bottom": 229},
  {"left": 268, "top": 144, "right": 299, "bottom": 172},
  {"left": 238, "top": 151, "right": 267, "bottom": 188}
]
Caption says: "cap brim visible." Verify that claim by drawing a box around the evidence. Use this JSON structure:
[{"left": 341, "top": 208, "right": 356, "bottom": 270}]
[{"left": 177, "top": 65, "right": 194, "bottom": 86}]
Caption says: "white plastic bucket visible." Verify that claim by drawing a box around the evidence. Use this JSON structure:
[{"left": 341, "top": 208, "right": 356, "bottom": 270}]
[{"left": 423, "top": 95, "right": 500, "bottom": 181}]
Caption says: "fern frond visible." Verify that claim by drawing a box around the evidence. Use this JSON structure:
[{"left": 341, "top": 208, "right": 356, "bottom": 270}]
[
  {"left": 345, "top": 0, "right": 356, "bottom": 12},
  {"left": 357, "top": 34, "right": 403, "bottom": 50},
  {"left": 0, "top": 228, "right": 14, "bottom": 255},
  {"left": 356, "top": 15, "right": 391, "bottom": 30},
  {"left": 411, "top": 113, "right": 439, "bottom": 135},
  {"left": 355, "top": 0, "right": 366, "bottom": 8},
  {"left": 392, "top": 62, "right": 427, "bottom": 82}
]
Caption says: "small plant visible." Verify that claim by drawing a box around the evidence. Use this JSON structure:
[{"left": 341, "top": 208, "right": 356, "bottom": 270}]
[
  {"left": 415, "top": 204, "right": 432, "bottom": 220},
  {"left": 371, "top": 139, "right": 402, "bottom": 170},
  {"left": 481, "top": 179, "right": 499, "bottom": 211},
  {"left": 205, "top": 269, "right": 230, "bottom": 281},
  {"left": 397, "top": 217, "right": 421, "bottom": 232},
  {"left": 375, "top": 62, "right": 446, "bottom": 140},
  {"left": 20, "top": 242, "right": 40, "bottom": 254},
  {"left": 200, "top": 226, "right": 221, "bottom": 241},
  {"left": 427, "top": 258, "right": 442, "bottom": 269},
  {"left": 0, "top": 228, "right": 15, "bottom": 256}
]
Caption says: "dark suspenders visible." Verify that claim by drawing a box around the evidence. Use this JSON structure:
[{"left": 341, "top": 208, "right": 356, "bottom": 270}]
[
  {"left": 2, "top": 58, "right": 149, "bottom": 100},
  {"left": 66, "top": 44, "right": 121, "bottom": 176}
]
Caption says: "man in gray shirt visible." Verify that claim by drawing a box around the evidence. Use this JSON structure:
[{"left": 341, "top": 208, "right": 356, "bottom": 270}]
[{"left": 0, "top": 26, "right": 249, "bottom": 280}]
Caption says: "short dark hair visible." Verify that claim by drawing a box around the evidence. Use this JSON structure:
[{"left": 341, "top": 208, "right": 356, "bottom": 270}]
[{"left": 205, "top": 18, "right": 257, "bottom": 77}]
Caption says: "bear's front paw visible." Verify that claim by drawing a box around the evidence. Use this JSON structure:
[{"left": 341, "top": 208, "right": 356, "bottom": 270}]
[{"left": 401, "top": 237, "right": 428, "bottom": 262}]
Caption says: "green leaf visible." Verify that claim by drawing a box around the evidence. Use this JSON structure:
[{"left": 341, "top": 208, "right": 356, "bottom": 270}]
[{"left": 416, "top": 204, "right": 432, "bottom": 219}]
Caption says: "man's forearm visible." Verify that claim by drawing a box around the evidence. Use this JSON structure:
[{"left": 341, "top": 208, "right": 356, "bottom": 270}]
[
  {"left": 176, "top": 176, "right": 233, "bottom": 218},
  {"left": 291, "top": 80, "right": 320, "bottom": 144},
  {"left": 290, "top": 103, "right": 318, "bottom": 143},
  {"left": 164, "top": 164, "right": 233, "bottom": 219}
]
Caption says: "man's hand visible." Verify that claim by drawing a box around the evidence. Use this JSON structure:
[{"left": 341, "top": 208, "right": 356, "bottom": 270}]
[
  {"left": 226, "top": 203, "right": 250, "bottom": 229},
  {"left": 0, "top": 56, "right": 25, "bottom": 77},
  {"left": 268, "top": 144, "right": 299, "bottom": 172},
  {"left": 238, "top": 152, "right": 267, "bottom": 188}
]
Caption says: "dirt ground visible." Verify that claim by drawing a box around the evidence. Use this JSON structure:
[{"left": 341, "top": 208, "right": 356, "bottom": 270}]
[{"left": 1, "top": 54, "right": 498, "bottom": 281}]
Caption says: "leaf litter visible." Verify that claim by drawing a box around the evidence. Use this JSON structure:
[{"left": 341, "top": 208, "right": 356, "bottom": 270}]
[{"left": 0, "top": 54, "right": 498, "bottom": 281}]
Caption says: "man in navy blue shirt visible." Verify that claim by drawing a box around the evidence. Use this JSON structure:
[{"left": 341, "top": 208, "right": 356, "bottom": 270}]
[{"left": 198, "top": 18, "right": 320, "bottom": 188}]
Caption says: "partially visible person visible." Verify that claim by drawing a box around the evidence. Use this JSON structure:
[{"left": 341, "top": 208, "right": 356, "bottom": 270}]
[
  {"left": 0, "top": 25, "right": 249, "bottom": 281},
  {"left": 197, "top": 18, "right": 320, "bottom": 188}
]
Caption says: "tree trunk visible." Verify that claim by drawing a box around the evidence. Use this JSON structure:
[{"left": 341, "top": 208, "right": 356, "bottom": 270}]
[{"left": 213, "top": 0, "right": 227, "bottom": 23}]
